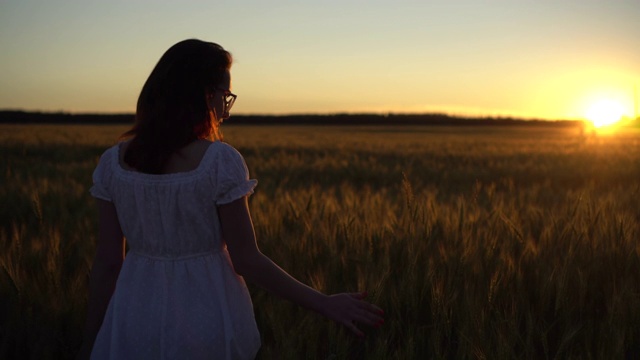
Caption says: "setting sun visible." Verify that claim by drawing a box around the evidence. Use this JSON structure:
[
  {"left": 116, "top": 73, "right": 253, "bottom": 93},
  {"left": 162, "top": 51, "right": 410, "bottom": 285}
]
[{"left": 585, "top": 99, "right": 626, "bottom": 128}]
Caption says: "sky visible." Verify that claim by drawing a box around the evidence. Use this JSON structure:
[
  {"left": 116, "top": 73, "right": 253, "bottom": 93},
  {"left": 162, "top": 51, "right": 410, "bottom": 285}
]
[{"left": 1, "top": 0, "right": 638, "bottom": 120}]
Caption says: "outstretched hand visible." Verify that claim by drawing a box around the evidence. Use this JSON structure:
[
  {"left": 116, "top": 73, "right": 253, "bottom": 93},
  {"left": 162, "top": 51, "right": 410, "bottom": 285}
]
[{"left": 321, "top": 292, "right": 384, "bottom": 337}]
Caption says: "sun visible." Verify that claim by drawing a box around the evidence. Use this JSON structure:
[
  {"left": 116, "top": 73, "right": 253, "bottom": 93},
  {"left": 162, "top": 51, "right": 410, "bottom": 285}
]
[{"left": 585, "top": 99, "right": 626, "bottom": 128}]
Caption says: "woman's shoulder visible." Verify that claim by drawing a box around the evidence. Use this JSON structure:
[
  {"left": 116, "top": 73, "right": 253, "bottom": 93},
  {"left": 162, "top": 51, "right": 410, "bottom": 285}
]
[
  {"left": 97, "top": 142, "right": 122, "bottom": 164},
  {"left": 95, "top": 141, "right": 135, "bottom": 176},
  {"left": 92, "top": 142, "right": 123, "bottom": 183},
  {"left": 210, "top": 141, "right": 246, "bottom": 160},
  {"left": 210, "top": 139, "right": 236, "bottom": 151}
]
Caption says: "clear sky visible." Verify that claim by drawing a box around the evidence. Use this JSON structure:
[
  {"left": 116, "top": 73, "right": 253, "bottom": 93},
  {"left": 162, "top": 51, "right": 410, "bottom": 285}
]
[{"left": 1, "top": 0, "right": 638, "bottom": 120}]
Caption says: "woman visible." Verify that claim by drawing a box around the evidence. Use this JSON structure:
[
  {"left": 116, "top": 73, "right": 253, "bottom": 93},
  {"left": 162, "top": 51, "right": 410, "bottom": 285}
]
[{"left": 79, "top": 39, "right": 383, "bottom": 359}]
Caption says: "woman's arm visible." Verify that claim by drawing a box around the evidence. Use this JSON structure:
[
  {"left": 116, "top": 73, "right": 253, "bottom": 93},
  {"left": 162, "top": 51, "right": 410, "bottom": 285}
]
[
  {"left": 218, "top": 197, "right": 384, "bottom": 337},
  {"left": 78, "top": 199, "right": 125, "bottom": 359}
]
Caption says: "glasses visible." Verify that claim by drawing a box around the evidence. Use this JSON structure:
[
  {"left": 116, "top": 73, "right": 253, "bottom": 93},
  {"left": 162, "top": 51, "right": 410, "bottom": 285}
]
[{"left": 216, "top": 88, "right": 237, "bottom": 112}]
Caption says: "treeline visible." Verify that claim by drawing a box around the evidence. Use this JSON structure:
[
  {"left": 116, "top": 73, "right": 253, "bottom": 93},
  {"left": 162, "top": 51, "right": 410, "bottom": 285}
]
[{"left": 0, "top": 110, "right": 584, "bottom": 127}]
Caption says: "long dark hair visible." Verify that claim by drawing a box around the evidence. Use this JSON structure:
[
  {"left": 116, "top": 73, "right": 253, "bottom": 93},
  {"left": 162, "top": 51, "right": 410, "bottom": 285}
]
[{"left": 122, "top": 39, "right": 232, "bottom": 174}]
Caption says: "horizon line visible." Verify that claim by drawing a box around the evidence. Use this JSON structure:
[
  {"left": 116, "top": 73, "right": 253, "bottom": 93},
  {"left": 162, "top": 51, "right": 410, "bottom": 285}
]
[{"left": 0, "top": 108, "right": 583, "bottom": 122}]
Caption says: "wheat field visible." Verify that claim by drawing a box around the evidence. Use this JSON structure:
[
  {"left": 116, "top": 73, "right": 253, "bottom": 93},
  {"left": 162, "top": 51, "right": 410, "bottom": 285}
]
[{"left": 1, "top": 123, "right": 639, "bottom": 359}]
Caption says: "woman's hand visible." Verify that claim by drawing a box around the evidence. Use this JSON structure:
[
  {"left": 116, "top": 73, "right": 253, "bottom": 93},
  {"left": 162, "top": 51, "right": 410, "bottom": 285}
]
[{"left": 320, "top": 292, "right": 384, "bottom": 337}]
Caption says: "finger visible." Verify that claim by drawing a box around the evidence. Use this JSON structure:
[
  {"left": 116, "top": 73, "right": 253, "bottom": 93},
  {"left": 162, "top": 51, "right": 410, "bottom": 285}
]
[
  {"left": 368, "top": 304, "right": 384, "bottom": 316},
  {"left": 354, "top": 299, "right": 384, "bottom": 317},
  {"left": 369, "top": 303, "right": 384, "bottom": 314},
  {"left": 351, "top": 309, "right": 384, "bottom": 327}
]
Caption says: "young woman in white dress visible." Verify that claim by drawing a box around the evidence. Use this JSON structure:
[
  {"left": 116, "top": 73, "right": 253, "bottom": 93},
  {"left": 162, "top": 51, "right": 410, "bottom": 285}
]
[{"left": 78, "top": 39, "right": 384, "bottom": 359}]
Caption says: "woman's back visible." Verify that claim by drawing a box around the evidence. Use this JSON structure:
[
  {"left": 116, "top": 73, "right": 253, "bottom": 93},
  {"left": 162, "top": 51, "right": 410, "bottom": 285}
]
[
  {"left": 89, "top": 140, "right": 261, "bottom": 359},
  {"left": 92, "top": 140, "right": 256, "bottom": 257}
]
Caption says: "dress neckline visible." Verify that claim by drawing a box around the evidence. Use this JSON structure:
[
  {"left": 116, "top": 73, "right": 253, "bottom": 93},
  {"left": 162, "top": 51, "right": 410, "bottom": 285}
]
[{"left": 114, "top": 140, "right": 217, "bottom": 179}]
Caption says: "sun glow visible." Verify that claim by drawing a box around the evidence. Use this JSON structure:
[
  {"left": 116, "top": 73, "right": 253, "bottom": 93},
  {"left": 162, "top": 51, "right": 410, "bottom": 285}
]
[{"left": 585, "top": 99, "right": 626, "bottom": 128}]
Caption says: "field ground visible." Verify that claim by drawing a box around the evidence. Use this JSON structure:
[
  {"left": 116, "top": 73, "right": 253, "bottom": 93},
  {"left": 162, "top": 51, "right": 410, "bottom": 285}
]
[{"left": 1, "top": 123, "right": 640, "bottom": 359}]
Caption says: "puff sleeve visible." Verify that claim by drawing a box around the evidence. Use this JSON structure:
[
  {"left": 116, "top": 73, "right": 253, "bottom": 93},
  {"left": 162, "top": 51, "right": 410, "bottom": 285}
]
[
  {"left": 89, "top": 148, "right": 114, "bottom": 201},
  {"left": 214, "top": 144, "right": 257, "bottom": 205}
]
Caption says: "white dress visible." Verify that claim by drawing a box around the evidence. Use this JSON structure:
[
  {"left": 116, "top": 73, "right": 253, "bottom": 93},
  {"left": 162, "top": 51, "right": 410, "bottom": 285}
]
[{"left": 89, "top": 141, "right": 261, "bottom": 360}]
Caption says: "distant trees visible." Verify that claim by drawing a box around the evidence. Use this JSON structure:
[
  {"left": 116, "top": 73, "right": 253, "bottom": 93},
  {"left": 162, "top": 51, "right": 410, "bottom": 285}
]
[{"left": 0, "top": 110, "right": 583, "bottom": 127}]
